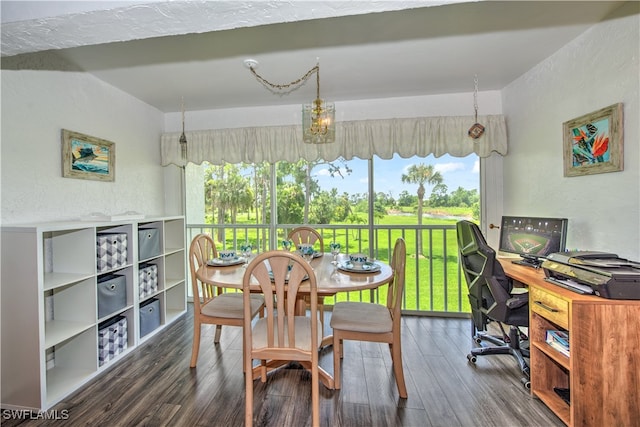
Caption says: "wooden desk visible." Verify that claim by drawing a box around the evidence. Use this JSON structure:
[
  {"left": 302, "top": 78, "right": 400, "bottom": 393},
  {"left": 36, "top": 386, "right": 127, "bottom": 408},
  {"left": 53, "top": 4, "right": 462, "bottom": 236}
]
[
  {"left": 197, "top": 253, "right": 394, "bottom": 389},
  {"left": 500, "top": 260, "right": 640, "bottom": 427}
]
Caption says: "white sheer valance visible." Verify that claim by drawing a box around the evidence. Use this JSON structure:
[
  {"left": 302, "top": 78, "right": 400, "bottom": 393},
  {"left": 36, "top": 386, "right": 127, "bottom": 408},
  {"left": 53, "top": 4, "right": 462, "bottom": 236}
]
[{"left": 161, "top": 115, "right": 507, "bottom": 166}]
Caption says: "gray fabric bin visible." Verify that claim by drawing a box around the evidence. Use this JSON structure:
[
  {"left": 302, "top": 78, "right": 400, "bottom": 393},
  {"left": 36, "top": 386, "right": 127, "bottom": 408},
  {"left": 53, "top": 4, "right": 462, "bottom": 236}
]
[
  {"left": 97, "top": 233, "right": 128, "bottom": 272},
  {"left": 139, "top": 298, "right": 160, "bottom": 337},
  {"left": 98, "top": 316, "right": 128, "bottom": 366},
  {"left": 97, "top": 274, "right": 127, "bottom": 318},
  {"left": 138, "top": 263, "right": 158, "bottom": 299},
  {"left": 138, "top": 228, "right": 161, "bottom": 260}
]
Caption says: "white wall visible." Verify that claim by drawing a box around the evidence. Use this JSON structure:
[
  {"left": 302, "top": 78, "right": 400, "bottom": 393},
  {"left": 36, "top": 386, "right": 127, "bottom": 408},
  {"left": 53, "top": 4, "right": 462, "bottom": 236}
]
[
  {"left": 502, "top": 6, "right": 639, "bottom": 260},
  {"left": 1, "top": 70, "right": 166, "bottom": 224}
]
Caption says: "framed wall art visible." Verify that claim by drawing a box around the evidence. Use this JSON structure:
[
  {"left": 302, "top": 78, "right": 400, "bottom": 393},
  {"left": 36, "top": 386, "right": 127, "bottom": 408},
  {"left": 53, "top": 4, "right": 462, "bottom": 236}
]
[
  {"left": 62, "top": 129, "right": 115, "bottom": 182},
  {"left": 562, "top": 103, "right": 623, "bottom": 177}
]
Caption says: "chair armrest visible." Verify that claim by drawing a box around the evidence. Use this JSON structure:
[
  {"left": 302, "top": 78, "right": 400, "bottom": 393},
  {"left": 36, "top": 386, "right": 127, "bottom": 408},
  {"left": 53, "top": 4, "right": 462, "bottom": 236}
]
[{"left": 506, "top": 294, "right": 528, "bottom": 310}]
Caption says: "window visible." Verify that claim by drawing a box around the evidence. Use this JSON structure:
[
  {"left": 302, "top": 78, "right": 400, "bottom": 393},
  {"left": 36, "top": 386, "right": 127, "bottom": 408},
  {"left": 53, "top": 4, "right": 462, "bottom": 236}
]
[{"left": 185, "top": 153, "right": 478, "bottom": 314}]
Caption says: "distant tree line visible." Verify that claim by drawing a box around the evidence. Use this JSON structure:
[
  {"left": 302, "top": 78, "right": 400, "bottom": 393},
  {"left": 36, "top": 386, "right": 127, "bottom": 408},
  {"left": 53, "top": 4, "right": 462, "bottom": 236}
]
[{"left": 203, "top": 160, "right": 478, "bottom": 230}]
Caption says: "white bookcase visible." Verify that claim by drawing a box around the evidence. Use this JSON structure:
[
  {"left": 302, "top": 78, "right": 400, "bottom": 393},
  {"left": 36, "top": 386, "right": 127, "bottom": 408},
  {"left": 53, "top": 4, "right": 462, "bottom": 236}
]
[{"left": 1, "top": 216, "right": 186, "bottom": 411}]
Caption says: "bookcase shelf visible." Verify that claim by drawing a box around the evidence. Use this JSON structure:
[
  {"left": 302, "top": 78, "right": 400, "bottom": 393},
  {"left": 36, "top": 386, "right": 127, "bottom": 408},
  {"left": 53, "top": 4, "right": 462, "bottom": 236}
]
[{"left": 1, "top": 216, "right": 186, "bottom": 411}]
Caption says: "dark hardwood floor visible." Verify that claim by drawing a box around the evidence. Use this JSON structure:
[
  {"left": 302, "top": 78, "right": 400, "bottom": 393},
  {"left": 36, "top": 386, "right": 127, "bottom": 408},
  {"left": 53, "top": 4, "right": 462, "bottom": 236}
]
[{"left": 3, "top": 305, "right": 564, "bottom": 426}]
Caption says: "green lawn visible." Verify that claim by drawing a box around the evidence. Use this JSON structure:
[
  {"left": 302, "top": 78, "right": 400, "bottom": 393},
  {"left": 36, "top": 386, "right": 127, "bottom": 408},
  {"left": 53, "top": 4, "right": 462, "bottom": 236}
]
[{"left": 213, "top": 208, "right": 472, "bottom": 314}]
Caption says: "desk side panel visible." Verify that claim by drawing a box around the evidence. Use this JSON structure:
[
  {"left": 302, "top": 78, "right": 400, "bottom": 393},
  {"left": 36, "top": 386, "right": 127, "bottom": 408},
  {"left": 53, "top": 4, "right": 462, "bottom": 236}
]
[{"left": 571, "top": 302, "right": 640, "bottom": 425}]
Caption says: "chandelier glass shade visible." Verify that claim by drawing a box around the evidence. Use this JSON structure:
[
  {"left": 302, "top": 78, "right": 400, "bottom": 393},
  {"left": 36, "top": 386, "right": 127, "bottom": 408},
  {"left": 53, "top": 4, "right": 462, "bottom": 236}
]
[
  {"left": 247, "top": 60, "right": 335, "bottom": 144},
  {"left": 302, "top": 98, "right": 335, "bottom": 144}
]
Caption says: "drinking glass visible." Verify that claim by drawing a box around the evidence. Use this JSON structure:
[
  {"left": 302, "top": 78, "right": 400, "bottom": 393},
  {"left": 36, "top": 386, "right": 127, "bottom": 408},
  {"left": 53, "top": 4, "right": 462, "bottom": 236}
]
[
  {"left": 301, "top": 245, "right": 315, "bottom": 264},
  {"left": 330, "top": 242, "right": 341, "bottom": 265},
  {"left": 241, "top": 243, "right": 253, "bottom": 265}
]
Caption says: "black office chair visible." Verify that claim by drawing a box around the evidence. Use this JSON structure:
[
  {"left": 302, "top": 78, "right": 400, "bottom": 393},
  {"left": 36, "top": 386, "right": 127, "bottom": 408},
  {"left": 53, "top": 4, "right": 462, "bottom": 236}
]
[{"left": 456, "top": 220, "right": 530, "bottom": 388}]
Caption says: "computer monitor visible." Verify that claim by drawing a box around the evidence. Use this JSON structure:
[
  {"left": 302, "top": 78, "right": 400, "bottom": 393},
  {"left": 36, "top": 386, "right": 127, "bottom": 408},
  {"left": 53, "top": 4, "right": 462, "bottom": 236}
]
[{"left": 498, "top": 216, "right": 568, "bottom": 262}]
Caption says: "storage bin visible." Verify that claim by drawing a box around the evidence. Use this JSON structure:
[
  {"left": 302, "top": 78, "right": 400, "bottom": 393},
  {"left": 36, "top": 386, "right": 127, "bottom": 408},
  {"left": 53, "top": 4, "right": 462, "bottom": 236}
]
[
  {"left": 98, "top": 316, "right": 128, "bottom": 366},
  {"left": 138, "top": 263, "right": 158, "bottom": 299},
  {"left": 138, "top": 228, "right": 161, "bottom": 260},
  {"left": 139, "top": 298, "right": 160, "bottom": 337},
  {"left": 97, "top": 233, "right": 128, "bottom": 272},
  {"left": 97, "top": 274, "right": 127, "bottom": 319}
]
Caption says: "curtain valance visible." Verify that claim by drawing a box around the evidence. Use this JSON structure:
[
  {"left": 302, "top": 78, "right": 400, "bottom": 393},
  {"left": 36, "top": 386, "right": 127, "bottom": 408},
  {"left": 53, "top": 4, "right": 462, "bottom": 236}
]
[{"left": 160, "top": 115, "right": 507, "bottom": 166}]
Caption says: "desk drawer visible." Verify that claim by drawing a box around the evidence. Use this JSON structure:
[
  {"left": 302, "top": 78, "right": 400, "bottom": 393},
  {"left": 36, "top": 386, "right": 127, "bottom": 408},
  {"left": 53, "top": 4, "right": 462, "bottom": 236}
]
[{"left": 530, "top": 286, "right": 569, "bottom": 329}]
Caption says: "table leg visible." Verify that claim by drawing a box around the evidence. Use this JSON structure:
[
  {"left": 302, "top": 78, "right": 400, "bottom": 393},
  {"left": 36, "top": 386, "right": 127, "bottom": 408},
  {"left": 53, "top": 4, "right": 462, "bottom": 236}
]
[
  {"left": 299, "top": 361, "right": 335, "bottom": 389},
  {"left": 250, "top": 360, "right": 335, "bottom": 390}
]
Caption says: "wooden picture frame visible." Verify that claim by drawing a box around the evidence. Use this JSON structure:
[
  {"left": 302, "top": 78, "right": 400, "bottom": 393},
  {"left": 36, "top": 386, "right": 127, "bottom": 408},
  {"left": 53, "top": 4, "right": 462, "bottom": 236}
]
[
  {"left": 563, "top": 103, "right": 623, "bottom": 177},
  {"left": 62, "top": 129, "right": 115, "bottom": 182}
]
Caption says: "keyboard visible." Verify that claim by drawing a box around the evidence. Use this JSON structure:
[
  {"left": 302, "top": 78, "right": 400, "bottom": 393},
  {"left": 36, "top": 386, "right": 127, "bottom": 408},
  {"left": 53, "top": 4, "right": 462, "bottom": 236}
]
[{"left": 511, "top": 259, "right": 542, "bottom": 269}]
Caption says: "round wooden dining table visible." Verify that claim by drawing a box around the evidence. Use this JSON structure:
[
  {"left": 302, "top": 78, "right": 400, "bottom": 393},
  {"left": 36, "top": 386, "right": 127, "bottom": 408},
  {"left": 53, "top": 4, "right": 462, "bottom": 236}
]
[
  {"left": 196, "top": 252, "right": 393, "bottom": 296},
  {"left": 196, "top": 252, "right": 394, "bottom": 389}
]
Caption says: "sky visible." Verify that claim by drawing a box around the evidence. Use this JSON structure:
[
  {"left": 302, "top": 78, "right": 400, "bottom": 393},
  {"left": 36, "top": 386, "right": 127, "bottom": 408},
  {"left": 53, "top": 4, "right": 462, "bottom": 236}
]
[{"left": 313, "top": 153, "right": 479, "bottom": 198}]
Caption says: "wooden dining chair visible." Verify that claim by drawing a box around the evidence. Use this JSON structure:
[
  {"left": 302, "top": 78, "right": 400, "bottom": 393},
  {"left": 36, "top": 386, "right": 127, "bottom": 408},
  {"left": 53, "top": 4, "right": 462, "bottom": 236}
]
[
  {"left": 330, "top": 237, "right": 408, "bottom": 398},
  {"left": 287, "top": 226, "right": 326, "bottom": 334},
  {"left": 243, "top": 251, "right": 321, "bottom": 427},
  {"left": 189, "top": 233, "right": 265, "bottom": 368},
  {"left": 288, "top": 226, "right": 325, "bottom": 252}
]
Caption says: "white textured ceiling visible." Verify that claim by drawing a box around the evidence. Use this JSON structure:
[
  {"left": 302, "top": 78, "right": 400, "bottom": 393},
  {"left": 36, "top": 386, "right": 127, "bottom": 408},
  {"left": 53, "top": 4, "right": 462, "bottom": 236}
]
[{"left": 1, "top": 1, "right": 630, "bottom": 113}]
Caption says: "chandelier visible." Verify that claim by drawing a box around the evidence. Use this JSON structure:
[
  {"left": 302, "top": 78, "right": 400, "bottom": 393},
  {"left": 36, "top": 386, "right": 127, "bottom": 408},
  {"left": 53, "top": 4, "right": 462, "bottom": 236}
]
[{"left": 245, "top": 59, "right": 335, "bottom": 144}]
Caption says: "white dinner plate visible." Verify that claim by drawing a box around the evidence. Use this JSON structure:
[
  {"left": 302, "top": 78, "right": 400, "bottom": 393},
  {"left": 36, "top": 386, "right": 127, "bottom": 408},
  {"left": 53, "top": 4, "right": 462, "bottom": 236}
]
[
  {"left": 207, "top": 257, "right": 246, "bottom": 267},
  {"left": 338, "top": 261, "right": 381, "bottom": 273}
]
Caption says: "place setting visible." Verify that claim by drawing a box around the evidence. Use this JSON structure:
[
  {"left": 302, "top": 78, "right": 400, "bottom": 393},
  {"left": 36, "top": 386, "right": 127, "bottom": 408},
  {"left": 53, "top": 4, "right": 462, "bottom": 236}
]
[
  {"left": 206, "top": 248, "right": 248, "bottom": 267},
  {"left": 337, "top": 252, "right": 382, "bottom": 274},
  {"left": 282, "top": 239, "right": 322, "bottom": 259}
]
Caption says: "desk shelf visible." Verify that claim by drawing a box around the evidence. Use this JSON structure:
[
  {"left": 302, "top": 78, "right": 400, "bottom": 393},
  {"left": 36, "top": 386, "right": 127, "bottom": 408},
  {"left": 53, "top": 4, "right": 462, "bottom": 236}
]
[
  {"left": 531, "top": 341, "right": 569, "bottom": 370},
  {"left": 535, "top": 389, "right": 570, "bottom": 425}
]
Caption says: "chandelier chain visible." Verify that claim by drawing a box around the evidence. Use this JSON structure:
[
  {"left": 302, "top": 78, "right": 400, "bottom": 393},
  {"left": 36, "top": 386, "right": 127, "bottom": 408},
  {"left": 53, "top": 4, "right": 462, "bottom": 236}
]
[
  {"left": 245, "top": 59, "right": 334, "bottom": 143},
  {"left": 249, "top": 64, "right": 320, "bottom": 93}
]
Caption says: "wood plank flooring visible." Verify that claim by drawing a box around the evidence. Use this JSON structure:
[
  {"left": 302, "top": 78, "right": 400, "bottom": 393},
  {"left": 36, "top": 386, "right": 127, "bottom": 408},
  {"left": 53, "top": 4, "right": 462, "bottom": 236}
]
[{"left": 3, "top": 305, "right": 564, "bottom": 426}]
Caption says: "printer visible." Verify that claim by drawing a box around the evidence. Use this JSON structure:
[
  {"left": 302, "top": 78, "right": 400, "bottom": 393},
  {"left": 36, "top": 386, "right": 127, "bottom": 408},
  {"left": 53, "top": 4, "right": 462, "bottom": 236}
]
[{"left": 541, "top": 251, "right": 640, "bottom": 299}]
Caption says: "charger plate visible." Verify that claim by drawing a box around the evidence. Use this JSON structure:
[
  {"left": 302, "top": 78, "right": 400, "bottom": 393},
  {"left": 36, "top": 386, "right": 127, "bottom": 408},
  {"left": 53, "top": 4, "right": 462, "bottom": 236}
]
[
  {"left": 207, "top": 257, "right": 246, "bottom": 267},
  {"left": 338, "top": 261, "right": 381, "bottom": 273}
]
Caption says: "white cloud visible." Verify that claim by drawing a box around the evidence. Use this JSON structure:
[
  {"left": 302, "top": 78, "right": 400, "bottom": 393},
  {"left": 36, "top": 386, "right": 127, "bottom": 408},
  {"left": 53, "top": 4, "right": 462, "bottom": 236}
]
[
  {"left": 402, "top": 163, "right": 415, "bottom": 174},
  {"left": 472, "top": 159, "right": 480, "bottom": 173},
  {"left": 403, "top": 162, "right": 466, "bottom": 175},
  {"left": 434, "top": 162, "right": 465, "bottom": 174}
]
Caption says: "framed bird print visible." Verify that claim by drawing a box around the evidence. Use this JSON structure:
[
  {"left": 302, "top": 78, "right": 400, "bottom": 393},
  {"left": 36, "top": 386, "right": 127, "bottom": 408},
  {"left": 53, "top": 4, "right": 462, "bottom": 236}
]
[
  {"left": 562, "top": 103, "right": 623, "bottom": 177},
  {"left": 62, "top": 129, "right": 115, "bottom": 182}
]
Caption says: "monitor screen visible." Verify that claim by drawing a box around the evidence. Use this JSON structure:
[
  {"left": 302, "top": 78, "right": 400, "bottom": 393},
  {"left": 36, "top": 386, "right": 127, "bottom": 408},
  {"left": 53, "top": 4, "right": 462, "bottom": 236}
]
[{"left": 498, "top": 216, "right": 568, "bottom": 260}]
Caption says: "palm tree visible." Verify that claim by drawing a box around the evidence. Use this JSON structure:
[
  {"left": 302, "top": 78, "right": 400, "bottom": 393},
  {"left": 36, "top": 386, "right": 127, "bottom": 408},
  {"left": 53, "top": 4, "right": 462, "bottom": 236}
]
[{"left": 401, "top": 164, "right": 443, "bottom": 256}]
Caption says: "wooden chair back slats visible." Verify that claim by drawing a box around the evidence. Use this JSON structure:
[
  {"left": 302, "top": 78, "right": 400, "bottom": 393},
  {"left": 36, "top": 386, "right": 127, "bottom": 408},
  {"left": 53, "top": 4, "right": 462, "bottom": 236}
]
[
  {"left": 287, "top": 226, "right": 325, "bottom": 252},
  {"left": 242, "top": 250, "right": 320, "bottom": 426}
]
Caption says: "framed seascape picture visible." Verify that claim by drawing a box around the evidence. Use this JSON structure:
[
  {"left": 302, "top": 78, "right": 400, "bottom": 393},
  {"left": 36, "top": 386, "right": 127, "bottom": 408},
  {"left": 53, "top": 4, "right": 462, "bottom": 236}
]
[
  {"left": 62, "top": 129, "right": 115, "bottom": 182},
  {"left": 562, "top": 103, "right": 623, "bottom": 177}
]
